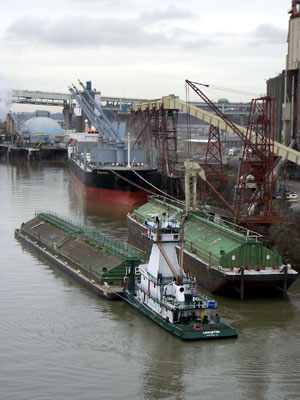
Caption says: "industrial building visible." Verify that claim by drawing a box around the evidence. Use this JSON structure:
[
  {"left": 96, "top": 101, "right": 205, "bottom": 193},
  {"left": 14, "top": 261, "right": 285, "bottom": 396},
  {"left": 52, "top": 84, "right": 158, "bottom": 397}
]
[{"left": 267, "top": 1, "right": 300, "bottom": 159}]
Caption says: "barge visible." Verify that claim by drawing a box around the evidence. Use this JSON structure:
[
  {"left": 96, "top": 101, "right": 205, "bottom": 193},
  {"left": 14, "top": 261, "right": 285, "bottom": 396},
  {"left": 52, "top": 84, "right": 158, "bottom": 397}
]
[
  {"left": 16, "top": 212, "right": 144, "bottom": 300},
  {"left": 127, "top": 197, "right": 298, "bottom": 299}
]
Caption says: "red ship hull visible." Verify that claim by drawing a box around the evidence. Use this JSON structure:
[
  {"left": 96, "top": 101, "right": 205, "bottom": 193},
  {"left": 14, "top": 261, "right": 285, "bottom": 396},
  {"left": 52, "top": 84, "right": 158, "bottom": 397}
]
[{"left": 70, "top": 170, "right": 149, "bottom": 206}]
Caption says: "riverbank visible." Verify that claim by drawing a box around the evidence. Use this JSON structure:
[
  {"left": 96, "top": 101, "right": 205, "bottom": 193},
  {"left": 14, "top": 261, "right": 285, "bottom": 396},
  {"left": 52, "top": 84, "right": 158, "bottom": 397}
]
[{"left": 0, "top": 143, "right": 67, "bottom": 160}]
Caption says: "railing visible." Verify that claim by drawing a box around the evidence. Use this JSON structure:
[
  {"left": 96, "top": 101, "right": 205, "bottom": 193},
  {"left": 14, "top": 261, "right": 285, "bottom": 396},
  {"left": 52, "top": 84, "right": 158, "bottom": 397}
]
[
  {"left": 148, "top": 195, "right": 185, "bottom": 212},
  {"left": 135, "top": 196, "right": 262, "bottom": 243},
  {"left": 136, "top": 283, "right": 216, "bottom": 310},
  {"left": 184, "top": 240, "right": 220, "bottom": 267},
  {"left": 36, "top": 211, "right": 145, "bottom": 262},
  {"left": 37, "top": 212, "right": 83, "bottom": 235},
  {"left": 188, "top": 212, "right": 262, "bottom": 243},
  {"left": 82, "top": 229, "right": 143, "bottom": 261}
]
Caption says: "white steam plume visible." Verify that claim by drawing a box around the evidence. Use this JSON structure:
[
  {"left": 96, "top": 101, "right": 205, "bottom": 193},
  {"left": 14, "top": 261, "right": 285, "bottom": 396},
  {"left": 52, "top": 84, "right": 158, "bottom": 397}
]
[{"left": 0, "top": 73, "right": 12, "bottom": 121}]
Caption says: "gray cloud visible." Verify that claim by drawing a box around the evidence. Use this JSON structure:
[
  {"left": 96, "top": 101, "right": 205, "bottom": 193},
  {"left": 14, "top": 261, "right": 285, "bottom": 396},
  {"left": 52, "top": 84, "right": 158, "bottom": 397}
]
[
  {"left": 5, "top": 12, "right": 210, "bottom": 51},
  {"left": 166, "top": 27, "right": 216, "bottom": 48},
  {"left": 140, "top": 6, "right": 197, "bottom": 23},
  {"left": 249, "top": 24, "right": 287, "bottom": 46},
  {"left": 181, "top": 38, "right": 216, "bottom": 50},
  {"left": 5, "top": 15, "right": 166, "bottom": 48}
]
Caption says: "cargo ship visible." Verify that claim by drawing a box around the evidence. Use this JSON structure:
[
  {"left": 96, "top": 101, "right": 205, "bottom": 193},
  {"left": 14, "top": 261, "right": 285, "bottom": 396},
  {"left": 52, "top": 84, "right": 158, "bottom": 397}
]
[
  {"left": 68, "top": 153, "right": 159, "bottom": 206},
  {"left": 67, "top": 129, "right": 163, "bottom": 206},
  {"left": 124, "top": 215, "right": 238, "bottom": 340},
  {"left": 68, "top": 81, "right": 181, "bottom": 206},
  {"left": 127, "top": 196, "right": 298, "bottom": 299}
]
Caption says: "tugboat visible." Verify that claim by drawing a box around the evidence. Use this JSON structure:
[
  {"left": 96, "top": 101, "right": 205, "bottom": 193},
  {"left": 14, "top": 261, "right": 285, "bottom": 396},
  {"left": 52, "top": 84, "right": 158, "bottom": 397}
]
[{"left": 124, "top": 216, "right": 238, "bottom": 340}]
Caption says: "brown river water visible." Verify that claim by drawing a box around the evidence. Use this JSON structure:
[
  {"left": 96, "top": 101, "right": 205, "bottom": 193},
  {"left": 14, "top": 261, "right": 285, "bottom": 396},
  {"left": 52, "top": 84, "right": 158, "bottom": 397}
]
[{"left": 1, "top": 160, "right": 300, "bottom": 400}]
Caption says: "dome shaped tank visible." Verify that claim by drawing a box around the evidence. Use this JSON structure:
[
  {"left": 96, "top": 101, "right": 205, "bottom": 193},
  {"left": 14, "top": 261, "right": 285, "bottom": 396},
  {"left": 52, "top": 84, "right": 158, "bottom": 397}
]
[
  {"left": 20, "top": 111, "right": 65, "bottom": 144},
  {"left": 217, "top": 98, "right": 229, "bottom": 104}
]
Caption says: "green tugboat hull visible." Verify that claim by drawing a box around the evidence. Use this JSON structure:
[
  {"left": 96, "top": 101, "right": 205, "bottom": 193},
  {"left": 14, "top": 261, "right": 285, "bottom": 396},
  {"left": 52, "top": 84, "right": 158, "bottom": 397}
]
[{"left": 125, "top": 292, "right": 238, "bottom": 340}]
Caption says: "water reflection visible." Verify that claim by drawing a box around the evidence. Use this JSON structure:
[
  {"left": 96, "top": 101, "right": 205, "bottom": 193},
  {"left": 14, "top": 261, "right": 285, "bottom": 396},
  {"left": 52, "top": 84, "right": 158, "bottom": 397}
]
[
  {"left": 139, "top": 334, "right": 186, "bottom": 400},
  {"left": 68, "top": 171, "right": 131, "bottom": 238}
]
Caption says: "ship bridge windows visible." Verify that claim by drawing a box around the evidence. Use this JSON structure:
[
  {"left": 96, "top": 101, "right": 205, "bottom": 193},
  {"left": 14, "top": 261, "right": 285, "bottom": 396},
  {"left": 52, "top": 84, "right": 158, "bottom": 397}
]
[{"left": 161, "top": 228, "right": 180, "bottom": 234}]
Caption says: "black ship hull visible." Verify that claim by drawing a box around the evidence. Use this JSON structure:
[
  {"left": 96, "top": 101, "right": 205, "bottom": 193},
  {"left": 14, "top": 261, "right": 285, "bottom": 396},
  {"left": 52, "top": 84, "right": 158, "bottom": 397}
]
[{"left": 68, "top": 158, "right": 183, "bottom": 206}]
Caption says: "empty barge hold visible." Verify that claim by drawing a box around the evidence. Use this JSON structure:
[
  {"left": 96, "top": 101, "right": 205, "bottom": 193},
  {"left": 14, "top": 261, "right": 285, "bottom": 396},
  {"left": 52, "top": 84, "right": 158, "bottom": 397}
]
[
  {"left": 15, "top": 212, "right": 144, "bottom": 300},
  {"left": 127, "top": 197, "right": 298, "bottom": 299}
]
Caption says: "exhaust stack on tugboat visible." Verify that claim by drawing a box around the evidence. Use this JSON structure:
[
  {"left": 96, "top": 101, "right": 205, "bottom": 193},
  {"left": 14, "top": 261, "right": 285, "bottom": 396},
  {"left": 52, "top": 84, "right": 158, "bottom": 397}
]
[{"left": 124, "top": 215, "right": 238, "bottom": 340}]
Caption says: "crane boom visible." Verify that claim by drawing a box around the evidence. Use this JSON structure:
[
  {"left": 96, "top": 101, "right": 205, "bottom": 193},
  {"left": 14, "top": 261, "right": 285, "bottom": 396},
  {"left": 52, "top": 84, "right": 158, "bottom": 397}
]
[
  {"left": 69, "top": 84, "right": 120, "bottom": 143},
  {"left": 69, "top": 85, "right": 110, "bottom": 140},
  {"left": 77, "top": 80, "right": 121, "bottom": 142},
  {"left": 133, "top": 95, "right": 300, "bottom": 166},
  {"left": 68, "top": 86, "right": 106, "bottom": 136},
  {"left": 185, "top": 80, "right": 248, "bottom": 143}
]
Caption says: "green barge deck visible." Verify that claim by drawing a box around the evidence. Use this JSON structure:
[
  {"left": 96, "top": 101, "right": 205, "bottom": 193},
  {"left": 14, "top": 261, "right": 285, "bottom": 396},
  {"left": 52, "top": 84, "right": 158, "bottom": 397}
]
[{"left": 127, "top": 196, "right": 298, "bottom": 298}]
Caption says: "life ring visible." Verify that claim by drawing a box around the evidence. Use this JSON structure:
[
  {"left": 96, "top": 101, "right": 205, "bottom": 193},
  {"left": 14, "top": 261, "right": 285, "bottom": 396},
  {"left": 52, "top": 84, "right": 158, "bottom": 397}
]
[{"left": 194, "top": 325, "right": 203, "bottom": 331}]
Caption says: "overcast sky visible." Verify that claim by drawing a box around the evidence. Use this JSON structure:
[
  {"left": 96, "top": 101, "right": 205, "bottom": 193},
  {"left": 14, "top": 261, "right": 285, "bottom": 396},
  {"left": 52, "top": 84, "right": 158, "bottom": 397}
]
[{"left": 0, "top": 0, "right": 293, "bottom": 108}]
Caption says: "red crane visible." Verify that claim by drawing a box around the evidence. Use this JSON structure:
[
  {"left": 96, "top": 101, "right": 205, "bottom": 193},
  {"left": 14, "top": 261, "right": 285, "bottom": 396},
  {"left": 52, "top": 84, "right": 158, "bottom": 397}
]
[
  {"left": 200, "top": 125, "right": 227, "bottom": 203},
  {"left": 131, "top": 104, "right": 182, "bottom": 198},
  {"left": 185, "top": 80, "right": 276, "bottom": 231},
  {"left": 234, "top": 97, "right": 275, "bottom": 231}
]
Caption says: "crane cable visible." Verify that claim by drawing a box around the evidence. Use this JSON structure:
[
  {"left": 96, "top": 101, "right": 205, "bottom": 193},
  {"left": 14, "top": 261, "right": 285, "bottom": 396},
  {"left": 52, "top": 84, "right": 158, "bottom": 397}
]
[
  {"left": 189, "top": 80, "right": 263, "bottom": 97},
  {"left": 110, "top": 169, "right": 156, "bottom": 195},
  {"left": 110, "top": 169, "right": 184, "bottom": 205},
  {"left": 130, "top": 168, "right": 184, "bottom": 204}
]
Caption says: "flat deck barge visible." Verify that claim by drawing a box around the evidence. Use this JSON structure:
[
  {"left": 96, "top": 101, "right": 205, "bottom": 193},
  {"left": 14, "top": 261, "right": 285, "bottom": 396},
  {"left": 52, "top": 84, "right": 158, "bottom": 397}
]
[{"left": 16, "top": 212, "right": 144, "bottom": 300}]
